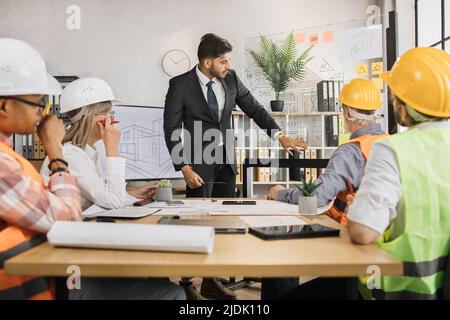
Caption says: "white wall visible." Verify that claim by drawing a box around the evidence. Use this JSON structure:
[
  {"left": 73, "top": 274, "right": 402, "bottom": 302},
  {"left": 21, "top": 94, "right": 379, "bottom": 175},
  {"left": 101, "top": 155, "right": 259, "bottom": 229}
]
[{"left": 0, "top": 0, "right": 377, "bottom": 106}]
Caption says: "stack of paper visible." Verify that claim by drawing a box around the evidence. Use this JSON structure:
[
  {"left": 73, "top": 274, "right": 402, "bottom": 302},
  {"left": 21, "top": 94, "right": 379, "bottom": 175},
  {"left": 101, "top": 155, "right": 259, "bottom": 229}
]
[
  {"left": 82, "top": 205, "right": 160, "bottom": 219},
  {"left": 47, "top": 221, "right": 215, "bottom": 254}
]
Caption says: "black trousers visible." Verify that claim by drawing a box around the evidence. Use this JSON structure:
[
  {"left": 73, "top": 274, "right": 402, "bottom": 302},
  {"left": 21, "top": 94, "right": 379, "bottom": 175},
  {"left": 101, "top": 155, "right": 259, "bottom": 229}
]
[{"left": 186, "top": 146, "right": 236, "bottom": 198}]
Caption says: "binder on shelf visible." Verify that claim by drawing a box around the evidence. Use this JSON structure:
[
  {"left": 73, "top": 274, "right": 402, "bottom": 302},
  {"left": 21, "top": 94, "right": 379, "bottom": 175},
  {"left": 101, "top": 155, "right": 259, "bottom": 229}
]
[
  {"left": 22, "top": 135, "right": 28, "bottom": 159},
  {"left": 310, "top": 149, "right": 318, "bottom": 181},
  {"left": 305, "top": 150, "right": 311, "bottom": 182},
  {"left": 29, "top": 134, "right": 34, "bottom": 159},
  {"left": 305, "top": 167, "right": 311, "bottom": 182},
  {"left": 317, "top": 80, "right": 329, "bottom": 112},
  {"left": 39, "top": 139, "right": 45, "bottom": 159},
  {"left": 299, "top": 149, "right": 305, "bottom": 182},
  {"left": 264, "top": 149, "right": 270, "bottom": 182},
  {"left": 327, "top": 81, "right": 334, "bottom": 112},
  {"left": 235, "top": 150, "right": 242, "bottom": 184},
  {"left": 334, "top": 81, "right": 342, "bottom": 112},
  {"left": 325, "top": 115, "right": 339, "bottom": 147},
  {"left": 270, "top": 150, "right": 278, "bottom": 182},
  {"left": 288, "top": 150, "right": 303, "bottom": 182},
  {"left": 33, "top": 129, "right": 40, "bottom": 159},
  {"left": 255, "top": 149, "right": 265, "bottom": 182}
]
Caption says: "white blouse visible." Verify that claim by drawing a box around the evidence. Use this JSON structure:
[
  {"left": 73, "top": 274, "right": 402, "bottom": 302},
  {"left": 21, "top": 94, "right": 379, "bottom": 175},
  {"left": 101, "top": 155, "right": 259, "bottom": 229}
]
[{"left": 41, "top": 143, "right": 137, "bottom": 211}]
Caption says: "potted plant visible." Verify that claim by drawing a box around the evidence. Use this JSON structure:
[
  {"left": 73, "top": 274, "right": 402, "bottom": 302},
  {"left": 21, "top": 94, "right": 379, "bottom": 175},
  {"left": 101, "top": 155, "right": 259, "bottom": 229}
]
[
  {"left": 296, "top": 178, "right": 322, "bottom": 215},
  {"left": 248, "top": 32, "right": 313, "bottom": 112},
  {"left": 155, "top": 179, "right": 173, "bottom": 202}
]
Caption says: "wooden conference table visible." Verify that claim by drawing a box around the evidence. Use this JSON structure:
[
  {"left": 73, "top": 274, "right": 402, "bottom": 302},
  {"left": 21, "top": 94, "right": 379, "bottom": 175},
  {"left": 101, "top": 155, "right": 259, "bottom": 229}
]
[{"left": 5, "top": 199, "right": 402, "bottom": 279}]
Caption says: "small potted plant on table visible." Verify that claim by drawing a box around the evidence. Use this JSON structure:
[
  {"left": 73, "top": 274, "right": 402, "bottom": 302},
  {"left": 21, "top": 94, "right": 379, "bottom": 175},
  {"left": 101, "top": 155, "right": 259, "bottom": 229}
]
[
  {"left": 296, "top": 178, "right": 322, "bottom": 215},
  {"left": 155, "top": 179, "right": 173, "bottom": 202}
]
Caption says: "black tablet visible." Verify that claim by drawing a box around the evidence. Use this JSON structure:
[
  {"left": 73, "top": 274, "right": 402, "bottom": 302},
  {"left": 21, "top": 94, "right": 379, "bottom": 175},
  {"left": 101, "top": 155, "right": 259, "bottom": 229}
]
[
  {"left": 249, "top": 224, "right": 340, "bottom": 240},
  {"left": 222, "top": 200, "right": 257, "bottom": 205}
]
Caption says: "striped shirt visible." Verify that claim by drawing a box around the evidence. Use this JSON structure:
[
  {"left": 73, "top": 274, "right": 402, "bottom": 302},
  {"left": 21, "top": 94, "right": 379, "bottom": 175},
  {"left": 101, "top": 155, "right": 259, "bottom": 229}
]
[{"left": 0, "top": 132, "right": 82, "bottom": 234}]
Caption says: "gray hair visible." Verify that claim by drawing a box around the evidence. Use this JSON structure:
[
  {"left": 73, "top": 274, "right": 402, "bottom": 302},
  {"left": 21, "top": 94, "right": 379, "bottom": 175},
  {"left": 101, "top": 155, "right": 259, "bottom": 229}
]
[{"left": 344, "top": 105, "right": 377, "bottom": 126}]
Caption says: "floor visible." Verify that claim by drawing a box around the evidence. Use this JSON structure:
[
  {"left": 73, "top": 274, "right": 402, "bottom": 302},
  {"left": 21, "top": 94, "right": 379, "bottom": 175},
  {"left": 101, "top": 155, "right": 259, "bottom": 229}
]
[{"left": 174, "top": 277, "right": 262, "bottom": 300}]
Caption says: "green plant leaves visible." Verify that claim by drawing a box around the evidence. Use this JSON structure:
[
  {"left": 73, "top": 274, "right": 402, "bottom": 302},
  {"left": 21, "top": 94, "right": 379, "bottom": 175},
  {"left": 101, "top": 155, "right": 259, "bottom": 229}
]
[
  {"left": 247, "top": 32, "right": 313, "bottom": 100},
  {"left": 296, "top": 178, "right": 322, "bottom": 197},
  {"left": 158, "top": 179, "right": 172, "bottom": 188}
]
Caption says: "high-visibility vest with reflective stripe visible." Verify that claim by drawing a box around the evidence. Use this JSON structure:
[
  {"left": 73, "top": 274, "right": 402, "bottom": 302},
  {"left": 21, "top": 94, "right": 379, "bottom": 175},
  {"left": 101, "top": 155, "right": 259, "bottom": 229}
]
[
  {"left": 360, "top": 127, "right": 450, "bottom": 300},
  {"left": 0, "top": 141, "right": 54, "bottom": 300},
  {"left": 326, "top": 133, "right": 388, "bottom": 225}
]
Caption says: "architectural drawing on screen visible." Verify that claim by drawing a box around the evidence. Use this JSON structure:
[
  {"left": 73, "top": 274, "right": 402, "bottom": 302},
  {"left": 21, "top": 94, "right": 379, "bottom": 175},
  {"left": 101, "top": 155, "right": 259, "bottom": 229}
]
[{"left": 118, "top": 119, "right": 173, "bottom": 179}]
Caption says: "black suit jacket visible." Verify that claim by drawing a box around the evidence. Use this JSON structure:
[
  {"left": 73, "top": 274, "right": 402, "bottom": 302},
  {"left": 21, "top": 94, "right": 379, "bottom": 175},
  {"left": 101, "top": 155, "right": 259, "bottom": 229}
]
[{"left": 163, "top": 67, "right": 281, "bottom": 174}]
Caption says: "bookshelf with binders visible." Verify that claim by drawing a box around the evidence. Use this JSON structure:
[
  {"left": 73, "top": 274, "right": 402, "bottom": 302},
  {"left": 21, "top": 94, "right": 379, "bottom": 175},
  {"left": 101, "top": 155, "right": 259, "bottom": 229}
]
[
  {"left": 232, "top": 79, "right": 347, "bottom": 198},
  {"left": 233, "top": 114, "right": 342, "bottom": 198}
]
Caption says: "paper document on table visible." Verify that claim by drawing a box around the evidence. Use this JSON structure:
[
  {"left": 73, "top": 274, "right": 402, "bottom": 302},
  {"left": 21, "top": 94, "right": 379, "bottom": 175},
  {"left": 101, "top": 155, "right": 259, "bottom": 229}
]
[
  {"left": 241, "top": 216, "right": 306, "bottom": 228},
  {"left": 144, "top": 201, "right": 190, "bottom": 209},
  {"left": 48, "top": 221, "right": 215, "bottom": 254},
  {"left": 151, "top": 199, "right": 334, "bottom": 216},
  {"left": 82, "top": 204, "right": 107, "bottom": 216},
  {"left": 213, "top": 200, "right": 298, "bottom": 215},
  {"left": 82, "top": 205, "right": 160, "bottom": 219},
  {"left": 155, "top": 208, "right": 228, "bottom": 217}
]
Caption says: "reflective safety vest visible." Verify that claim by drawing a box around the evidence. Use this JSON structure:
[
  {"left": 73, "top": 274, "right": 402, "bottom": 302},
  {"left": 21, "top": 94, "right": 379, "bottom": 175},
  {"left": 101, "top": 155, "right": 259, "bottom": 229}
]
[
  {"left": 359, "top": 127, "right": 450, "bottom": 300},
  {"left": 0, "top": 141, "right": 54, "bottom": 300},
  {"left": 326, "top": 133, "right": 388, "bottom": 226}
]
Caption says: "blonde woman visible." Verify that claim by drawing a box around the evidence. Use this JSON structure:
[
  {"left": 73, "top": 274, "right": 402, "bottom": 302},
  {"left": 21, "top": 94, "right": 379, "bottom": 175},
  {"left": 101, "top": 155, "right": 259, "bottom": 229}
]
[{"left": 41, "top": 77, "right": 155, "bottom": 211}]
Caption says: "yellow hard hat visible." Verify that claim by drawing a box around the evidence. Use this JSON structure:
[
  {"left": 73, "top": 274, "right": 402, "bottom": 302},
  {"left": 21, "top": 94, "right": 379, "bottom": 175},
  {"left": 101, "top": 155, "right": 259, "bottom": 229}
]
[
  {"left": 339, "top": 78, "right": 382, "bottom": 111},
  {"left": 381, "top": 47, "right": 450, "bottom": 118}
]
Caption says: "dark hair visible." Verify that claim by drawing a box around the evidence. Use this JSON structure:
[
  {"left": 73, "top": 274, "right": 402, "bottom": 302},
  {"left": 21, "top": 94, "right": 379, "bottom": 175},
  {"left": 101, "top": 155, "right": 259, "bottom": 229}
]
[{"left": 197, "top": 33, "right": 233, "bottom": 61}]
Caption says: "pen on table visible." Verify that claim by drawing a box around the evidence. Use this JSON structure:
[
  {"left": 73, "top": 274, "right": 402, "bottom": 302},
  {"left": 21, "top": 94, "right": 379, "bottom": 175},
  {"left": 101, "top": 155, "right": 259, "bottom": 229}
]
[{"left": 150, "top": 209, "right": 162, "bottom": 215}]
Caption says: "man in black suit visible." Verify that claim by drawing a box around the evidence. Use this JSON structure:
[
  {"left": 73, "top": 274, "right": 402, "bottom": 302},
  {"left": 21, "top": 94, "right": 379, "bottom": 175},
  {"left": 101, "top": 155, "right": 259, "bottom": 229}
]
[
  {"left": 164, "top": 33, "right": 307, "bottom": 300},
  {"left": 164, "top": 33, "right": 306, "bottom": 199}
]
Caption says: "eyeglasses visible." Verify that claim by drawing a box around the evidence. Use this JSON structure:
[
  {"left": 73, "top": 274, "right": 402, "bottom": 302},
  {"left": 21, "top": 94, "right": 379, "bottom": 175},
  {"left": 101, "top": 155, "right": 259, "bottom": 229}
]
[
  {"left": 108, "top": 110, "right": 116, "bottom": 121},
  {"left": 95, "top": 110, "right": 119, "bottom": 125},
  {"left": 0, "top": 96, "right": 50, "bottom": 111}
]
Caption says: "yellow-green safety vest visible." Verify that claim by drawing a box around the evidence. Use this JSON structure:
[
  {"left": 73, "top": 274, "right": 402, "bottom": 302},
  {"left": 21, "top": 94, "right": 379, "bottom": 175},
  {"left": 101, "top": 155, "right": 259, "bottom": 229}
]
[{"left": 359, "top": 127, "right": 450, "bottom": 300}]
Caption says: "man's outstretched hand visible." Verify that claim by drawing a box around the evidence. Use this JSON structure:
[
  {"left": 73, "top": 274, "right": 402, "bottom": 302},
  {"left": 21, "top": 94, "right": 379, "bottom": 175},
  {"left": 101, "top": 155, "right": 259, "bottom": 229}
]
[{"left": 279, "top": 134, "right": 308, "bottom": 156}]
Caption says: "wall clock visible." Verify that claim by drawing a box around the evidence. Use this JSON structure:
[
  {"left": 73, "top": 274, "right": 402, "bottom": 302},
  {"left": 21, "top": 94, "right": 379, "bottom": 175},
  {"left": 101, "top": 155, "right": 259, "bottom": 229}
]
[{"left": 162, "top": 49, "right": 191, "bottom": 77}]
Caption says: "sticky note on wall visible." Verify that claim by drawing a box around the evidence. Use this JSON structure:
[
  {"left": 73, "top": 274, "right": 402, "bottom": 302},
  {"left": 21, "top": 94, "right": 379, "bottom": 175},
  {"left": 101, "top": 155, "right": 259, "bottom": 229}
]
[
  {"left": 296, "top": 32, "right": 306, "bottom": 44},
  {"left": 371, "top": 61, "right": 384, "bottom": 75},
  {"left": 323, "top": 31, "right": 334, "bottom": 43},
  {"left": 357, "top": 64, "right": 368, "bottom": 76},
  {"left": 309, "top": 33, "right": 319, "bottom": 46}
]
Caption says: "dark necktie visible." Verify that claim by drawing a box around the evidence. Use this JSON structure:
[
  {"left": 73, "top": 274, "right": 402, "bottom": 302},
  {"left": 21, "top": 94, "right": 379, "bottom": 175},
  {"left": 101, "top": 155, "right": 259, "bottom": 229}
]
[{"left": 206, "top": 80, "right": 219, "bottom": 122}]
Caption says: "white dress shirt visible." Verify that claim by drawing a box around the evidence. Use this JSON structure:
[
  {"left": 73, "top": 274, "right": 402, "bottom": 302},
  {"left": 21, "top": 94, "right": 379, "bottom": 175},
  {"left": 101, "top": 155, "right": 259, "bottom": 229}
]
[
  {"left": 41, "top": 143, "right": 138, "bottom": 211},
  {"left": 348, "top": 121, "right": 450, "bottom": 238},
  {"left": 196, "top": 65, "right": 226, "bottom": 145}
]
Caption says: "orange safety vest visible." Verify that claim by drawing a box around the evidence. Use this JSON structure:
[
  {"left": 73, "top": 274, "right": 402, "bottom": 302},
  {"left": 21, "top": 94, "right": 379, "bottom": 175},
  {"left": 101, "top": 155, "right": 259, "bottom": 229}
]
[
  {"left": 0, "top": 141, "right": 54, "bottom": 300},
  {"left": 326, "top": 134, "right": 388, "bottom": 226}
]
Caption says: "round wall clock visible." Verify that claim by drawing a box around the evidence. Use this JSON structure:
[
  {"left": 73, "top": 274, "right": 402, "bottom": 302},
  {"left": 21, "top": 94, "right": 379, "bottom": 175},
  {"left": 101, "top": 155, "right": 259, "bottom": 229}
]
[{"left": 162, "top": 49, "right": 191, "bottom": 77}]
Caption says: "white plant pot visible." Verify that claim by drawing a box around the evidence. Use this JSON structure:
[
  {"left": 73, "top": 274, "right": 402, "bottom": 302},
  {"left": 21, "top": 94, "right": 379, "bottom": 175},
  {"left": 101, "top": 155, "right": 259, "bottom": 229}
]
[
  {"left": 298, "top": 196, "right": 317, "bottom": 215},
  {"left": 155, "top": 187, "right": 173, "bottom": 202}
]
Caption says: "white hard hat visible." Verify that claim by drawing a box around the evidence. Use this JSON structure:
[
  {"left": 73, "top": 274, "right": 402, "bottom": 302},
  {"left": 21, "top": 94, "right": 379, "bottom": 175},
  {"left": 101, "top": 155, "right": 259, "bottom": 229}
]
[
  {"left": 0, "top": 38, "right": 62, "bottom": 96},
  {"left": 60, "top": 77, "right": 119, "bottom": 113}
]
